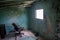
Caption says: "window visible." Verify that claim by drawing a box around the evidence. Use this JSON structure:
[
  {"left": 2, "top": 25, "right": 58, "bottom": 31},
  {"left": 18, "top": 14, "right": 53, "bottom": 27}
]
[{"left": 35, "top": 9, "right": 44, "bottom": 20}]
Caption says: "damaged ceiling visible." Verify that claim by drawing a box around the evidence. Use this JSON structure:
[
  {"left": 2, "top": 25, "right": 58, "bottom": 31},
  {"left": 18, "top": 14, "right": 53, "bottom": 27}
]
[
  {"left": 0, "top": 0, "right": 59, "bottom": 8},
  {"left": 0, "top": 0, "right": 36, "bottom": 8}
]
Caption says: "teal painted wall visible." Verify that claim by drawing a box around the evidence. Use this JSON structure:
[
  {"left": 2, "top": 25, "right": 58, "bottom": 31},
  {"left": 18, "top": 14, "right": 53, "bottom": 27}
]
[
  {"left": 27, "top": 1, "right": 56, "bottom": 39},
  {"left": 0, "top": 7, "right": 28, "bottom": 34}
]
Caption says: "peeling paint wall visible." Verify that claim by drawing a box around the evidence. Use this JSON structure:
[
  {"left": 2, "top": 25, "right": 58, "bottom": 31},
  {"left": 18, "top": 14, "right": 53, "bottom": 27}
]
[
  {"left": 27, "top": 1, "right": 56, "bottom": 39},
  {"left": 0, "top": 7, "right": 28, "bottom": 34}
]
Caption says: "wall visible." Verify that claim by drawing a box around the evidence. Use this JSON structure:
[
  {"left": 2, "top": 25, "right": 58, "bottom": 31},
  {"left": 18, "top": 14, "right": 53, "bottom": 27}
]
[
  {"left": 27, "top": 0, "right": 56, "bottom": 39},
  {"left": 0, "top": 6, "right": 28, "bottom": 34}
]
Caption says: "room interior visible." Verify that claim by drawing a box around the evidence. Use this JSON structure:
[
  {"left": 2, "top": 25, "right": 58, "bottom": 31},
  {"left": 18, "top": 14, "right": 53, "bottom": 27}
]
[{"left": 0, "top": 0, "right": 60, "bottom": 40}]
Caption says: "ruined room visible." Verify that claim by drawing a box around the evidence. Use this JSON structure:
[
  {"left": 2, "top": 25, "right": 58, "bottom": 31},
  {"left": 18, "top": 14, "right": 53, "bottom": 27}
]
[{"left": 0, "top": 0, "right": 60, "bottom": 40}]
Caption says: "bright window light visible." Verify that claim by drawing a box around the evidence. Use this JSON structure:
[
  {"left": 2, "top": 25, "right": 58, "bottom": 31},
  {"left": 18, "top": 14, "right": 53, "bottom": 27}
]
[{"left": 35, "top": 9, "right": 44, "bottom": 19}]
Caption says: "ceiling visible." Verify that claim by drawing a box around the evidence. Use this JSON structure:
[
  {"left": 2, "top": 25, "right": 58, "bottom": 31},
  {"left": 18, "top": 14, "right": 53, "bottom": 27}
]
[
  {"left": 0, "top": 0, "right": 59, "bottom": 8},
  {"left": 0, "top": 0, "right": 36, "bottom": 8}
]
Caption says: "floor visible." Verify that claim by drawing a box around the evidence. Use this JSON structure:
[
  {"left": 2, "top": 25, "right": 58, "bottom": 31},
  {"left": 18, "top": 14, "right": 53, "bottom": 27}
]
[
  {"left": 0, "top": 30, "right": 44, "bottom": 40},
  {"left": 0, "top": 34, "right": 16, "bottom": 40},
  {"left": 0, "top": 32, "right": 37, "bottom": 40},
  {"left": 0, "top": 36, "right": 44, "bottom": 40},
  {"left": 0, "top": 37, "right": 15, "bottom": 40},
  {"left": 0, "top": 34, "right": 44, "bottom": 40}
]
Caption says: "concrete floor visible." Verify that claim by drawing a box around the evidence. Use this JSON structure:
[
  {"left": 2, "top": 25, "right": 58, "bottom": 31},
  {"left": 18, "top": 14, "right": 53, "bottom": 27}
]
[
  {"left": 0, "top": 36, "right": 44, "bottom": 40},
  {"left": 0, "top": 33, "right": 22, "bottom": 40},
  {"left": 0, "top": 33, "right": 36, "bottom": 40},
  {"left": 0, "top": 30, "right": 44, "bottom": 40},
  {"left": 0, "top": 35, "right": 44, "bottom": 40},
  {"left": 0, "top": 36, "right": 16, "bottom": 40}
]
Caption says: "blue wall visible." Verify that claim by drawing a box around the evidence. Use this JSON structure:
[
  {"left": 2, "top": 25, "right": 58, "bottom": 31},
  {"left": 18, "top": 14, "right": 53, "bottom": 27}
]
[
  {"left": 0, "top": 7, "right": 28, "bottom": 34},
  {"left": 27, "top": 1, "right": 56, "bottom": 39}
]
